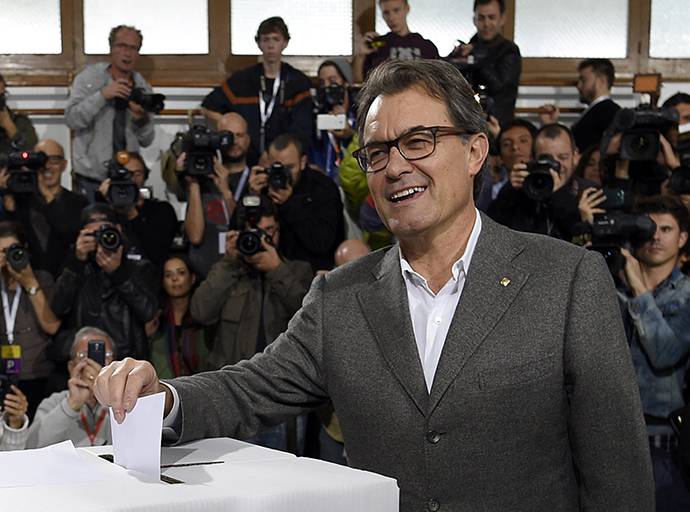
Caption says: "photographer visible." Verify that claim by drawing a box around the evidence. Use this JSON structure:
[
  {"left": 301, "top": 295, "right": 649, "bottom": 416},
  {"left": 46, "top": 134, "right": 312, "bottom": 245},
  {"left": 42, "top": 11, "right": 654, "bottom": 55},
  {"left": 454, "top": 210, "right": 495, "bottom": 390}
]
[
  {"left": 98, "top": 151, "right": 177, "bottom": 266},
  {"left": 51, "top": 204, "right": 157, "bottom": 361},
  {"left": 447, "top": 0, "right": 521, "bottom": 127},
  {"left": 0, "top": 74, "right": 38, "bottom": 158},
  {"left": 488, "top": 123, "right": 588, "bottom": 239},
  {"left": 248, "top": 133, "right": 345, "bottom": 272},
  {"left": 179, "top": 114, "right": 252, "bottom": 278},
  {"left": 2, "top": 140, "right": 88, "bottom": 280},
  {"left": 190, "top": 195, "right": 312, "bottom": 453},
  {"left": 308, "top": 59, "right": 357, "bottom": 182},
  {"left": 617, "top": 195, "right": 690, "bottom": 508},
  {"left": 0, "top": 221, "right": 60, "bottom": 421},
  {"left": 65, "top": 25, "right": 156, "bottom": 202}
]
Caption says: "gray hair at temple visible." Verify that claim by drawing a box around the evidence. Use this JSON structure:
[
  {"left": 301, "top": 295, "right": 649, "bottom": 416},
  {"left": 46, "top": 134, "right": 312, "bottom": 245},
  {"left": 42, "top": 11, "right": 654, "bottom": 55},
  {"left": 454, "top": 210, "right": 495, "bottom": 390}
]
[
  {"left": 70, "top": 326, "right": 115, "bottom": 359},
  {"left": 356, "top": 59, "right": 488, "bottom": 200}
]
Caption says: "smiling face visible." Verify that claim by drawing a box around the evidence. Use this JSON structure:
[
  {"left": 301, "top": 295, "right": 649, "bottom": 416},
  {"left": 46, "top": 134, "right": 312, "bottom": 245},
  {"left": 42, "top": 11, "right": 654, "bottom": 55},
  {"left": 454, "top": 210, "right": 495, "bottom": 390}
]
[
  {"left": 474, "top": 0, "right": 506, "bottom": 43},
  {"left": 109, "top": 28, "right": 141, "bottom": 76},
  {"left": 34, "top": 139, "right": 67, "bottom": 189},
  {"left": 363, "top": 86, "right": 487, "bottom": 244},
  {"left": 636, "top": 213, "right": 688, "bottom": 269}
]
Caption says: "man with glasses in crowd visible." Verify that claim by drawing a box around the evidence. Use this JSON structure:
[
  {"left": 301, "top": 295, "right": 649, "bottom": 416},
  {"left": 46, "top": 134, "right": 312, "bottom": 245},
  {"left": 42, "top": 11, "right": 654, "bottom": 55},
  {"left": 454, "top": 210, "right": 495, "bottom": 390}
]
[
  {"left": 95, "top": 59, "right": 653, "bottom": 511},
  {"left": 1, "top": 139, "right": 88, "bottom": 279},
  {"left": 27, "top": 327, "right": 115, "bottom": 448},
  {"left": 65, "top": 25, "right": 155, "bottom": 202}
]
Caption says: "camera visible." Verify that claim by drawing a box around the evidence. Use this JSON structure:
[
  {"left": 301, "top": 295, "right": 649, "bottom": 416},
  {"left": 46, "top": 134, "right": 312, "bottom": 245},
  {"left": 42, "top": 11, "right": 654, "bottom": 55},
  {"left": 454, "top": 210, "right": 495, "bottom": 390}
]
[
  {"left": 104, "top": 153, "right": 140, "bottom": 206},
  {"left": 3, "top": 243, "right": 29, "bottom": 270},
  {"left": 315, "top": 83, "right": 346, "bottom": 115},
  {"left": 4, "top": 150, "right": 47, "bottom": 195},
  {"left": 236, "top": 227, "right": 271, "bottom": 257},
  {"left": 125, "top": 88, "right": 165, "bottom": 114},
  {"left": 367, "top": 34, "right": 389, "bottom": 49},
  {"left": 257, "top": 162, "right": 291, "bottom": 190},
  {"left": 610, "top": 105, "right": 679, "bottom": 161},
  {"left": 90, "top": 225, "right": 122, "bottom": 251},
  {"left": 588, "top": 213, "right": 656, "bottom": 276},
  {"left": 522, "top": 154, "right": 561, "bottom": 201},
  {"left": 175, "top": 125, "right": 233, "bottom": 176}
]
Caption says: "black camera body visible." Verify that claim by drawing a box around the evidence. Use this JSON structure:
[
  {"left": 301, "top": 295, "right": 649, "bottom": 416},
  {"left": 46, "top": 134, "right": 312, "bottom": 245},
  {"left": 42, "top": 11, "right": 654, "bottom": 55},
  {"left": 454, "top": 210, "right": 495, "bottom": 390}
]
[
  {"left": 105, "top": 159, "right": 140, "bottom": 206},
  {"left": 315, "top": 83, "right": 346, "bottom": 115},
  {"left": 258, "top": 162, "right": 291, "bottom": 190},
  {"left": 589, "top": 213, "right": 657, "bottom": 276},
  {"left": 128, "top": 87, "right": 165, "bottom": 114},
  {"left": 522, "top": 154, "right": 561, "bottom": 201},
  {"left": 177, "top": 126, "right": 233, "bottom": 176},
  {"left": 3, "top": 242, "right": 30, "bottom": 270},
  {"left": 611, "top": 106, "right": 679, "bottom": 161},
  {"left": 90, "top": 225, "right": 122, "bottom": 251},
  {"left": 5, "top": 150, "right": 47, "bottom": 195},
  {"left": 236, "top": 227, "right": 271, "bottom": 257}
]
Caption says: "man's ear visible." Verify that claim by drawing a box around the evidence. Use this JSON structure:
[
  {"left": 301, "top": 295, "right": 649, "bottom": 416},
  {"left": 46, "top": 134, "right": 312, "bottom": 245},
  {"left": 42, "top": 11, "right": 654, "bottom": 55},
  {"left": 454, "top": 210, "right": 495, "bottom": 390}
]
[
  {"left": 679, "top": 231, "right": 688, "bottom": 249},
  {"left": 191, "top": 273, "right": 197, "bottom": 286},
  {"left": 300, "top": 154, "right": 308, "bottom": 171},
  {"left": 468, "top": 133, "right": 490, "bottom": 178}
]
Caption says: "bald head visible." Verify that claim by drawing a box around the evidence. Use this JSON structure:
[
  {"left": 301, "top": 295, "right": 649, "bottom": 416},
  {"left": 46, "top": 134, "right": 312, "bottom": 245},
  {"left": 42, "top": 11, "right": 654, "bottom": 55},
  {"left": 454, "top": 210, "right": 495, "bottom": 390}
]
[
  {"left": 216, "top": 113, "right": 251, "bottom": 164},
  {"left": 334, "top": 239, "right": 371, "bottom": 267},
  {"left": 34, "top": 139, "right": 64, "bottom": 158},
  {"left": 34, "top": 139, "right": 67, "bottom": 185}
]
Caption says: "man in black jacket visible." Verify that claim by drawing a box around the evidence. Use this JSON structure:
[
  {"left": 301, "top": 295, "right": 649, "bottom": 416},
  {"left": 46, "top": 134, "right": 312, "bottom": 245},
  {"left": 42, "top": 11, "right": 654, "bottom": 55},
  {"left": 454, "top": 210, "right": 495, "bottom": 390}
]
[
  {"left": 3, "top": 139, "right": 88, "bottom": 279},
  {"left": 51, "top": 203, "right": 157, "bottom": 360},
  {"left": 248, "top": 133, "right": 344, "bottom": 273},
  {"left": 448, "top": 0, "right": 521, "bottom": 127}
]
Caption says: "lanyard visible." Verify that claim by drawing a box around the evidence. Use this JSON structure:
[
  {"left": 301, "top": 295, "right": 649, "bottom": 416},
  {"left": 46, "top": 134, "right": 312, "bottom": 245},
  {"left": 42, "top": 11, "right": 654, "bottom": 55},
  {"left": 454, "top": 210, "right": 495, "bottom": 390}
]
[
  {"left": 234, "top": 166, "right": 251, "bottom": 202},
  {"left": 258, "top": 70, "right": 282, "bottom": 153},
  {"left": 1, "top": 276, "right": 22, "bottom": 345},
  {"left": 81, "top": 409, "right": 107, "bottom": 446}
]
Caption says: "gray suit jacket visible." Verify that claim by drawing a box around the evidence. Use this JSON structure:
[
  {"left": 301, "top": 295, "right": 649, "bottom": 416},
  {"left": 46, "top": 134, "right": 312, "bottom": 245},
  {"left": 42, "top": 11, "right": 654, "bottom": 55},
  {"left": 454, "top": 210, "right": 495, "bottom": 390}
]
[{"left": 171, "top": 214, "right": 654, "bottom": 511}]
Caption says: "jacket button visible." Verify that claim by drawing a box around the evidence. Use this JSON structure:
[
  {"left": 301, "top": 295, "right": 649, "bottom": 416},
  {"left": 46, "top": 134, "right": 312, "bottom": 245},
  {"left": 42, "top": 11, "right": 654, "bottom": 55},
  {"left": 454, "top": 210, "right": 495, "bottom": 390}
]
[
  {"left": 426, "top": 430, "right": 441, "bottom": 444},
  {"left": 427, "top": 498, "right": 441, "bottom": 511}
]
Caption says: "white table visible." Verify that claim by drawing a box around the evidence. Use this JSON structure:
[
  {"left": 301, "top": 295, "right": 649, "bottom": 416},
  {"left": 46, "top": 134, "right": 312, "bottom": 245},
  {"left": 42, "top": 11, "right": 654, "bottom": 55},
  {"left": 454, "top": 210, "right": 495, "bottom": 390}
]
[{"left": 1, "top": 438, "right": 399, "bottom": 511}]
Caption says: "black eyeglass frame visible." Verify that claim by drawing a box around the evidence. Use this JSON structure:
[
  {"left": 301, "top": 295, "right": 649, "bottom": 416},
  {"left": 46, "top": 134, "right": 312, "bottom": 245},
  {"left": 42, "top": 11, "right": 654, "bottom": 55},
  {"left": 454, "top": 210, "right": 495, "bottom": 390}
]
[{"left": 353, "top": 126, "right": 470, "bottom": 173}]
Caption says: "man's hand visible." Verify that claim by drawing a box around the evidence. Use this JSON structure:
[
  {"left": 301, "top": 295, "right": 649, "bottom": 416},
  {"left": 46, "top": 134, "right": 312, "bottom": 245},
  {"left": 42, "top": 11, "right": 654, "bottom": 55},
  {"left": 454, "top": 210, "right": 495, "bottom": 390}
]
[
  {"left": 75, "top": 227, "right": 98, "bottom": 262},
  {"left": 95, "top": 244, "right": 123, "bottom": 274},
  {"left": 5, "top": 260, "right": 41, "bottom": 292},
  {"left": 127, "top": 101, "right": 149, "bottom": 124},
  {"left": 329, "top": 104, "right": 354, "bottom": 139},
  {"left": 550, "top": 165, "right": 566, "bottom": 192},
  {"left": 211, "top": 157, "right": 231, "bottom": 194},
  {"left": 3, "top": 385, "right": 28, "bottom": 429},
  {"left": 510, "top": 163, "right": 528, "bottom": 190},
  {"left": 93, "top": 358, "right": 169, "bottom": 423},
  {"left": 578, "top": 187, "right": 606, "bottom": 224},
  {"left": 487, "top": 115, "right": 501, "bottom": 141},
  {"left": 101, "top": 79, "right": 131, "bottom": 101},
  {"left": 225, "top": 230, "right": 240, "bottom": 262},
  {"left": 620, "top": 248, "right": 650, "bottom": 297},
  {"left": 659, "top": 133, "right": 681, "bottom": 170},
  {"left": 538, "top": 104, "right": 560, "bottom": 124},
  {"left": 245, "top": 238, "right": 281, "bottom": 273},
  {"left": 66, "top": 359, "right": 102, "bottom": 411},
  {"left": 267, "top": 182, "right": 293, "bottom": 205},
  {"left": 0, "top": 106, "right": 18, "bottom": 138},
  {"left": 248, "top": 166, "right": 268, "bottom": 195},
  {"left": 359, "top": 32, "right": 380, "bottom": 57}
]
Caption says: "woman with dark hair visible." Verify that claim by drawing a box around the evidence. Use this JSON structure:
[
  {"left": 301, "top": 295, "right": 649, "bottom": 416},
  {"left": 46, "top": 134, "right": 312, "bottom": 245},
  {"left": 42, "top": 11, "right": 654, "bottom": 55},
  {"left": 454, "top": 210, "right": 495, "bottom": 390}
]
[{"left": 148, "top": 255, "right": 214, "bottom": 379}]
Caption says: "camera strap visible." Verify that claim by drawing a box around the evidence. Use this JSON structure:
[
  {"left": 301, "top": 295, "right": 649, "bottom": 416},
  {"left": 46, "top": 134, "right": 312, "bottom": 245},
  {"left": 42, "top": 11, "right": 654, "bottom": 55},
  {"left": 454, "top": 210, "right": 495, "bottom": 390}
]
[
  {"left": 258, "top": 69, "right": 282, "bottom": 153},
  {"left": 0, "top": 276, "right": 22, "bottom": 345},
  {"left": 234, "top": 166, "right": 251, "bottom": 202}
]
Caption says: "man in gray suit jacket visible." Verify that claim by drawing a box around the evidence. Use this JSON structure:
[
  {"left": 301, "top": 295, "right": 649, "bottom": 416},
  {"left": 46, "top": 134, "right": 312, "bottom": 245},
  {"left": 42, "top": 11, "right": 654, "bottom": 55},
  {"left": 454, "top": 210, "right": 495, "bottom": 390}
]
[{"left": 95, "top": 59, "right": 654, "bottom": 511}]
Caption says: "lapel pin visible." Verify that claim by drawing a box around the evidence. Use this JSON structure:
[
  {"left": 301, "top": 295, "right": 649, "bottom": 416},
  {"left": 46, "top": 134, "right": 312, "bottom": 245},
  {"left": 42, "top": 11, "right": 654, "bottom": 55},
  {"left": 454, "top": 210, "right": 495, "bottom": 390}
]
[{"left": 501, "top": 278, "right": 510, "bottom": 287}]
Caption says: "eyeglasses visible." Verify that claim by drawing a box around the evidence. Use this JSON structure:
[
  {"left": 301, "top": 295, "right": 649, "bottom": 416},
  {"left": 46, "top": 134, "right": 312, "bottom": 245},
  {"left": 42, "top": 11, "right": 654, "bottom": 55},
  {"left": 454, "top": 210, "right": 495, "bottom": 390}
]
[
  {"left": 112, "top": 42, "right": 140, "bottom": 52},
  {"left": 46, "top": 155, "right": 64, "bottom": 164},
  {"left": 353, "top": 126, "right": 469, "bottom": 173},
  {"left": 73, "top": 351, "right": 114, "bottom": 362}
]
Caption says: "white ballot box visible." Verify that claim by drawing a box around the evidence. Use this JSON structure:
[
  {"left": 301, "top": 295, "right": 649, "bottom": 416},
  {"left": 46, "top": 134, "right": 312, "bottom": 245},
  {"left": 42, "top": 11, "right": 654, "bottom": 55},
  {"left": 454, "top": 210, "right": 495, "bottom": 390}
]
[{"left": 0, "top": 438, "right": 399, "bottom": 511}]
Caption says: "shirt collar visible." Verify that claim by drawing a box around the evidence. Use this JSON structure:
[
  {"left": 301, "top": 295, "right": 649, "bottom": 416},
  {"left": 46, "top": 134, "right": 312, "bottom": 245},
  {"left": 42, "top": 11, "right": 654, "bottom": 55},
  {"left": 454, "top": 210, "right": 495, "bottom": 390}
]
[{"left": 399, "top": 209, "right": 483, "bottom": 288}]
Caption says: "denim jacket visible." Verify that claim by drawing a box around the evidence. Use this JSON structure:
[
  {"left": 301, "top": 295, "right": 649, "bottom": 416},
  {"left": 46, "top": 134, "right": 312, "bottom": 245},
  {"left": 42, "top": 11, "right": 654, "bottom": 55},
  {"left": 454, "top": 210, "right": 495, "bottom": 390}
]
[{"left": 619, "top": 266, "right": 690, "bottom": 435}]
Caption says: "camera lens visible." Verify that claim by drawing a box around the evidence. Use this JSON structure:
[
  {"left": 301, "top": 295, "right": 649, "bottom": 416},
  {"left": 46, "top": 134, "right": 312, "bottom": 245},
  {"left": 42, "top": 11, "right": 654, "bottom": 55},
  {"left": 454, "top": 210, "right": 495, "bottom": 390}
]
[{"left": 98, "top": 227, "right": 122, "bottom": 251}]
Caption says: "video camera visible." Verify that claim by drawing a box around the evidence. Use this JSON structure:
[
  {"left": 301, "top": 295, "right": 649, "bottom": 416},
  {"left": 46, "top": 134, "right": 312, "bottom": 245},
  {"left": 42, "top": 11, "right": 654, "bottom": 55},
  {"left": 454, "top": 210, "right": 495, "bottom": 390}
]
[
  {"left": 236, "top": 195, "right": 270, "bottom": 257},
  {"left": 669, "top": 122, "right": 690, "bottom": 194},
  {"left": 315, "top": 83, "right": 346, "bottom": 115},
  {"left": 104, "top": 152, "right": 140, "bottom": 206},
  {"left": 3, "top": 243, "right": 30, "bottom": 270},
  {"left": 588, "top": 213, "right": 656, "bottom": 276},
  {"left": 173, "top": 125, "right": 233, "bottom": 176},
  {"left": 1, "top": 149, "right": 47, "bottom": 195},
  {"left": 257, "top": 162, "right": 291, "bottom": 190},
  {"left": 609, "top": 105, "right": 679, "bottom": 161},
  {"left": 522, "top": 154, "right": 561, "bottom": 201}
]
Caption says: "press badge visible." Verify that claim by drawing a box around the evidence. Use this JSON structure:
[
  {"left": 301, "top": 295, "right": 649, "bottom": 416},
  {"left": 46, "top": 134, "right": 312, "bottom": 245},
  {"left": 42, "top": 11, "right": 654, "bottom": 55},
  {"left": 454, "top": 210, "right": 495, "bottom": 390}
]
[{"left": 1, "top": 344, "right": 21, "bottom": 374}]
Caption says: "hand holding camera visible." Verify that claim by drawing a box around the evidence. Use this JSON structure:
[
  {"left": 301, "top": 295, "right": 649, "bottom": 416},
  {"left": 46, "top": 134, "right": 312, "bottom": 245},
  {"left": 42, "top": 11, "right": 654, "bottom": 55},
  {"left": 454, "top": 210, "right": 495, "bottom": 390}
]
[
  {"left": 101, "top": 78, "right": 132, "bottom": 101},
  {"left": 66, "top": 358, "right": 103, "bottom": 412},
  {"left": 1, "top": 382, "right": 28, "bottom": 429}
]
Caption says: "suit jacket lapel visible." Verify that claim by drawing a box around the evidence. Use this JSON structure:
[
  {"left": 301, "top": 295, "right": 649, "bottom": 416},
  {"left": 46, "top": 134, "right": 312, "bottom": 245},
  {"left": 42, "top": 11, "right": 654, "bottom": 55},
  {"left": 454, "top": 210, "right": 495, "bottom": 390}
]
[
  {"left": 357, "top": 246, "right": 430, "bottom": 415},
  {"left": 428, "top": 215, "right": 529, "bottom": 412}
]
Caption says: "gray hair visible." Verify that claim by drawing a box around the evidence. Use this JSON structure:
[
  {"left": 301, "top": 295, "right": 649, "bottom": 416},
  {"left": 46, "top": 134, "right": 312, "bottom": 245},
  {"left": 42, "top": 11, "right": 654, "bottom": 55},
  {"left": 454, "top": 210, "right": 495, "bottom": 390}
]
[
  {"left": 356, "top": 59, "right": 488, "bottom": 200},
  {"left": 109, "top": 25, "right": 143, "bottom": 49},
  {"left": 70, "top": 326, "right": 114, "bottom": 359}
]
